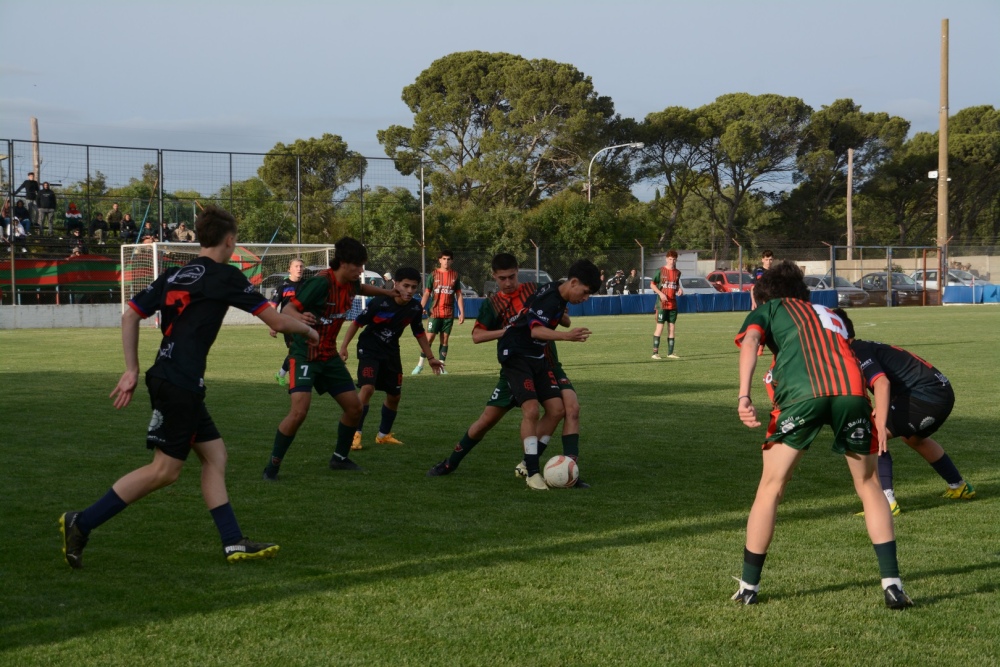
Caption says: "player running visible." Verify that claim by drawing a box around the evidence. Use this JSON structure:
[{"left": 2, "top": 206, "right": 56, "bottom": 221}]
[
  {"left": 263, "top": 237, "right": 398, "bottom": 480},
  {"left": 339, "top": 267, "right": 444, "bottom": 450},
  {"left": 270, "top": 258, "right": 305, "bottom": 386},
  {"left": 59, "top": 205, "right": 318, "bottom": 568},
  {"left": 426, "top": 254, "right": 590, "bottom": 487},
  {"left": 834, "top": 308, "right": 975, "bottom": 515},
  {"left": 650, "top": 249, "right": 683, "bottom": 359},
  {"left": 733, "top": 260, "right": 911, "bottom": 609},
  {"left": 411, "top": 249, "right": 465, "bottom": 375}
]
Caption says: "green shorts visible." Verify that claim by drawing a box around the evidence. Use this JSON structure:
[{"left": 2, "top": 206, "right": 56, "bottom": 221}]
[
  {"left": 486, "top": 362, "right": 573, "bottom": 409},
  {"left": 764, "top": 395, "right": 874, "bottom": 455},
  {"left": 656, "top": 308, "right": 678, "bottom": 324},
  {"left": 288, "top": 354, "right": 356, "bottom": 397},
  {"left": 427, "top": 317, "right": 454, "bottom": 335}
]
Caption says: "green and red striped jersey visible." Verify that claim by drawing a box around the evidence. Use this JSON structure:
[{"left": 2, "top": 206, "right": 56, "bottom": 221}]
[
  {"left": 289, "top": 269, "right": 360, "bottom": 362},
  {"left": 654, "top": 267, "right": 681, "bottom": 310},
  {"left": 736, "top": 298, "right": 865, "bottom": 409},
  {"left": 426, "top": 268, "right": 461, "bottom": 318}
]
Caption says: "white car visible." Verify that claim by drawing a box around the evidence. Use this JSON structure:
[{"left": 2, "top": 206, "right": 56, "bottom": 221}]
[
  {"left": 679, "top": 276, "right": 719, "bottom": 295},
  {"left": 460, "top": 281, "right": 479, "bottom": 298},
  {"left": 910, "top": 268, "right": 988, "bottom": 290}
]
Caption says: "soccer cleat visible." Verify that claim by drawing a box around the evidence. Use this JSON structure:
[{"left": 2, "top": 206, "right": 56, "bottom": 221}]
[
  {"left": 883, "top": 584, "right": 914, "bottom": 609},
  {"left": 526, "top": 473, "right": 548, "bottom": 491},
  {"left": 427, "top": 460, "right": 454, "bottom": 477},
  {"left": 731, "top": 588, "right": 759, "bottom": 605},
  {"left": 855, "top": 501, "right": 900, "bottom": 518},
  {"left": 329, "top": 456, "right": 365, "bottom": 472},
  {"left": 410, "top": 364, "right": 424, "bottom": 375},
  {"left": 942, "top": 481, "right": 975, "bottom": 499},
  {"left": 667, "top": 354, "right": 680, "bottom": 359},
  {"left": 60, "top": 511, "right": 89, "bottom": 569},
  {"left": 439, "top": 367, "right": 448, "bottom": 375},
  {"left": 262, "top": 467, "right": 279, "bottom": 482},
  {"left": 651, "top": 353, "right": 662, "bottom": 360},
  {"left": 375, "top": 433, "right": 404, "bottom": 445},
  {"left": 224, "top": 537, "right": 279, "bottom": 563},
  {"left": 514, "top": 461, "right": 528, "bottom": 478},
  {"left": 352, "top": 432, "right": 363, "bottom": 450},
  {"left": 275, "top": 372, "right": 288, "bottom": 387},
  {"left": 571, "top": 479, "right": 591, "bottom": 489}
]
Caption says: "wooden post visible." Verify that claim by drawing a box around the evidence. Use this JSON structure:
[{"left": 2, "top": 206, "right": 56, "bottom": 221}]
[{"left": 846, "top": 148, "right": 854, "bottom": 261}]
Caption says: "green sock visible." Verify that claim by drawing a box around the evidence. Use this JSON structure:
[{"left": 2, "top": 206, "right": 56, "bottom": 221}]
[
  {"left": 440, "top": 344, "right": 448, "bottom": 361},
  {"left": 873, "top": 541, "right": 900, "bottom": 579},
  {"left": 267, "top": 430, "right": 295, "bottom": 473},
  {"left": 562, "top": 433, "right": 579, "bottom": 459},
  {"left": 668, "top": 338, "right": 675, "bottom": 355},
  {"left": 653, "top": 336, "right": 660, "bottom": 353},
  {"left": 446, "top": 431, "right": 482, "bottom": 469},
  {"left": 741, "top": 547, "right": 767, "bottom": 586},
  {"left": 334, "top": 421, "right": 356, "bottom": 459}
]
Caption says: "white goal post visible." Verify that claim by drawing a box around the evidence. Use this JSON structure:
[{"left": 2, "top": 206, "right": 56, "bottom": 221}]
[{"left": 120, "top": 242, "right": 337, "bottom": 314}]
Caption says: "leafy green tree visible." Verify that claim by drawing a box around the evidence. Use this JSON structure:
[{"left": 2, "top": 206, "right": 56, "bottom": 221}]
[
  {"left": 945, "top": 106, "right": 1000, "bottom": 243},
  {"left": 856, "top": 133, "right": 937, "bottom": 245},
  {"left": 338, "top": 186, "right": 420, "bottom": 270},
  {"left": 378, "top": 51, "right": 619, "bottom": 209},
  {"left": 258, "top": 134, "right": 367, "bottom": 241},
  {"left": 694, "top": 93, "right": 811, "bottom": 255},
  {"left": 213, "top": 177, "right": 291, "bottom": 244}
]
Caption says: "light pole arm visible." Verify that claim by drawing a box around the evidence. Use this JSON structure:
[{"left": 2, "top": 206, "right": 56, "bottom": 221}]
[{"left": 587, "top": 142, "right": 643, "bottom": 203}]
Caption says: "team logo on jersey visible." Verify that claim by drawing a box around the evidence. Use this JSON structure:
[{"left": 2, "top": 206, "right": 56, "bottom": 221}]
[
  {"left": 859, "top": 359, "right": 873, "bottom": 370},
  {"left": 158, "top": 342, "right": 175, "bottom": 360},
  {"left": 779, "top": 415, "right": 804, "bottom": 433},
  {"left": 168, "top": 265, "right": 206, "bottom": 285},
  {"left": 935, "top": 372, "right": 949, "bottom": 385}
]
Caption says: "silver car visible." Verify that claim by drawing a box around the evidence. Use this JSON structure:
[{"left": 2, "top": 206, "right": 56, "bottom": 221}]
[{"left": 804, "top": 274, "right": 870, "bottom": 307}]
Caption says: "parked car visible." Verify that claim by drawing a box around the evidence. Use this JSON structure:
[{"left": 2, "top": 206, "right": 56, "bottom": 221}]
[
  {"left": 910, "top": 268, "right": 990, "bottom": 290},
  {"left": 460, "top": 280, "right": 479, "bottom": 298},
  {"left": 856, "top": 272, "right": 924, "bottom": 306},
  {"left": 484, "top": 268, "right": 554, "bottom": 297},
  {"left": 259, "top": 264, "right": 327, "bottom": 299},
  {"left": 804, "top": 274, "right": 870, "bottom": 308},
  {"left": 706, "top": 270, "right": 755, "bottom": 293},
  {"left": 679, "top": 276, "right": 719, "bottom": 295}
]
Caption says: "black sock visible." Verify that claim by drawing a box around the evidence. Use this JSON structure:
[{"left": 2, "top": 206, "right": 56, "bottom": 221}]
[
  {"left": 281, "top": 356, "right": 290, "bottom": 372},
  {"left": 379, "top": 404, "right": 397, "bottom": 435},
  {"left": 210, "top": 502, "right": 243, "bottom": 545},
  {"left": 561, "top": 433, "right": 580, "bottom": 459},
  {"left": 267, "top": 429, "right": 295, "bottom": 473},
  {"left": 78, "top": 488, "right": 128, "bottom": 534},
  {"left": 358, "top": 404, "right": 370, "bottom": 432},
  {"left": 741, "top": 547, "right": 767, "bottom": 586},
  {"left": 447, "top": 431, "right": 481, "bottom": 469},
  {"left": 877, "top": 452, "right": 894, "bottom": 491},
  {"left": 929, "top": 453, "right": 963, "bottom": 485},
  {"left": 334, "top": 421, "right": 356, "bottom": 459}
]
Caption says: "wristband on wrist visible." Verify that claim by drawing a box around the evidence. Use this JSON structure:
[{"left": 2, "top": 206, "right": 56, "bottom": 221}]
[{"left": 738, "top": 395, "right": 751, "bottom": 401}]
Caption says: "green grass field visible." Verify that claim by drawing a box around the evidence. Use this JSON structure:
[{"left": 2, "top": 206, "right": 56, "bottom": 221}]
[{"left": 2, "top": 307, "right": 998, "bottom": 666}]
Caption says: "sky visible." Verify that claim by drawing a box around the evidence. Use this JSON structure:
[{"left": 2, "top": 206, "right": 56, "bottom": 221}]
[{"left": 1, "top": 0, "right": 998, "bottom": 200}]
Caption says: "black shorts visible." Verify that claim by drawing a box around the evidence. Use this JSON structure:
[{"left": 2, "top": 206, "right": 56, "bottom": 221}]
[
  {"left": 888, "top": 386, "right": 955, "bottom": 439},
  {"left": 145, "top": 375, "right": 221, "bottom": 461},
  {"left": 500, "top": 356, "right": 561, "bottom": 407},
  {"left": 356, "top": 355, "right": 403, "bottom": 396}
]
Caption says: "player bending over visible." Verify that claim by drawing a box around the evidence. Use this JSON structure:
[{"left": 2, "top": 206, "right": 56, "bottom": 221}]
[
  {"left": 263, "top": 237, "right": 398, "bottom": 480},
  {"left": 733, "top": 260, "right": 911, "bottom": 609},
  {"left": 834, "top": 308, "right": 975, "bottom": 515},
  {"left": 427, "top": 253, "right": 590, "bottom": 488},
  {"left": 339, "top": 267, "right": 444, "bottom": 450},
  {"left": 60, "top": 205, "right": 318, "bottom": 568}
]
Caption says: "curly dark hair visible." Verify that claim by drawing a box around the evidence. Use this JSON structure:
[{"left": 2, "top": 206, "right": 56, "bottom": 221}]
[
  {"left": 752, "top": 260, "right": 809, "bottom": 304},
  {"left": 832, "top": 308, "right": 855, "bottom": 339}
]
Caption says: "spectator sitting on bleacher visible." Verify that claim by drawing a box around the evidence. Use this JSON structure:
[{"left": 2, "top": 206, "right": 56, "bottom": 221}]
[
  {"left": 10, "top": 218, "right": 28, "bottom": 253},
  {"left": 171, "top": 221, "right": 195, "bottom": 242},
  {"left": 106, "top": 203, "right": 123, "bottom": 239},
  {"left": 121, "top": 214, "right": 138, "bottom": 241},
  {"left": 90, "top": 212, "right": 108, "bottom": 245},
  {"left": 14, "top": 200, "right": 31, "bottom": 236},
  {"left": 68, "top": 227, "right": 88, "bottom": 256},
  {"left": 65, "top": 202, "right": 85, "bottom": 236},
  {"left": 139, "top": 220, "right": 158, "bottom": 243}
]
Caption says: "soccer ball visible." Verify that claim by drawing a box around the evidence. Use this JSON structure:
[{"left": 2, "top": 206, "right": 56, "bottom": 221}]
[{"left": 543, "top": 455, "right": 579, "bottom": 488}]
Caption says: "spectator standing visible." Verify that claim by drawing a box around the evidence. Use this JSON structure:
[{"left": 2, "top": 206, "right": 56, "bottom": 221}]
[
  {"left": 107, "top": 203, "right": 123, "bottom": 239},
  {"left": 597, "top": 270, "right": 608, "bottom": 295},
  {"left": 37, "top": 182, "right": 58, "bottom": 235},
  {"left": 13, "top": 172, "right": 39, "bottom": 225},
  {"left": 65, "top": 202, "right": 84, "bottom": 235},
  {"left": 383, "top": 272, "right": 394, "bottom": 291},
  {"left": 14, "top": 200, "right": 31, "bottom": 236},
  {"left": 751, "top": 250, "right": 774, "bottom": 309},
  {"left": 172, "top": 222, "right": 195, "bottom": 242},
  {"left": 609, "top": 270, "right": 626, "bottom": 295},
  {"left": 625, "top": 269, "right": 641, "bottom": 295},
  {"left": 90, "top": 212, "right": 108, "bottom": 245}
]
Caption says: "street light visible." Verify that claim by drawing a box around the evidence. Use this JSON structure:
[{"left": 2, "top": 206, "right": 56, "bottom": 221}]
[{"left": 587, "top": 142, "right": 644, "bottom": 202}]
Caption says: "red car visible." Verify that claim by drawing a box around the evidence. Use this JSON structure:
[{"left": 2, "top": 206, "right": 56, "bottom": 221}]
[{"left": 707, "top": 270, "right": 755, "bottom": 293}]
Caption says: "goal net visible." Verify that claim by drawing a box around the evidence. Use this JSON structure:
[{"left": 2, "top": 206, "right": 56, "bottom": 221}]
[{"left": 120, "top": 242, "right": 336, "bottom": 312}]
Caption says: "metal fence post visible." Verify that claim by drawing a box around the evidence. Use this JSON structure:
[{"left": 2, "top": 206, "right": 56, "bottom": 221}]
[
  {"left": 157, "top": 150, "right": 164, "bottom": 240},
  {"left": 295, "top": 156, "right": 301, "bottom": 244}
]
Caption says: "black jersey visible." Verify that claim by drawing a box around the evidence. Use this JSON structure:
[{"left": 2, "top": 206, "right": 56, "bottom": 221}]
[
  {"left": 355, "top": 296, "right": 426, "bottom": 361},
  {"left": 850, "top": 339, "right": 950, "bottom": 403},
  {"left": 129, "top": 256, "right": 269, "bottom": 395},
  {"left": 497, "top": 281, "right": 566, "bottom": 363},
  {"left": 270, "top": 277, "right": 300, "bottom": 311}
]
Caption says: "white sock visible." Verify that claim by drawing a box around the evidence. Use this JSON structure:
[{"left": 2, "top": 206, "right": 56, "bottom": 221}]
[
  {"left": 734, "top": 577, "right": 758, "bottom": 592},
  {"left": 377, "top": 431, "right": 387, "bottom": 439},
  {"left": 881, "top": 577, "right": 903, "bottom": 591},
  {"left": 277, "top": 369, "right": 287, "bottom": 377},
  {"left": 883, "top": 488, "right": 896, "bottom": 504},
  {"left": 948, "top": 480, "right": 964, "bottom": 489},
  {"left": 523, "top": 436, "right": 538, "bottom": 456},
  {"left": 539, "top": 435, "right": 551, "bottom": 447},
  {"left": 416, "top": 358, "right": 424, "bottom": 368}
]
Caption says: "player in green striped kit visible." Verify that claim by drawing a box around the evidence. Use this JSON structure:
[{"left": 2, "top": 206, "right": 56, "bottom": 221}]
[{"left": 732, "top": 260, "right": 912, "bottom": 609}]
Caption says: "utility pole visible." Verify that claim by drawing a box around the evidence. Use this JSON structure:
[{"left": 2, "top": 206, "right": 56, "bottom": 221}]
[
  {"left": 937, "top": 18, "right": 949, "bottom": 253},
  {"left": 846, "top": 148, "right": 854, "bottom": 261},
  {"left": 31, "top": 117, "right": 40, "bottom": 177}
]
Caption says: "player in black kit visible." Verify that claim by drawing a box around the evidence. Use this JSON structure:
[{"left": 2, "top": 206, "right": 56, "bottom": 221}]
[
  {"left": 59, "top": 205, "right": 318, "bottom": 568},
  {"left": 270, "top": 258, "right": 306, "bottom": 386},
  {"left": 497, "top": 259, "right": 601, "bottom": 490},
  {"left": 835, "top": 309, "right": 975, "bottom": 515},
  {"left": 339, "top": 267, "right": 444, "bottom": 448}
]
